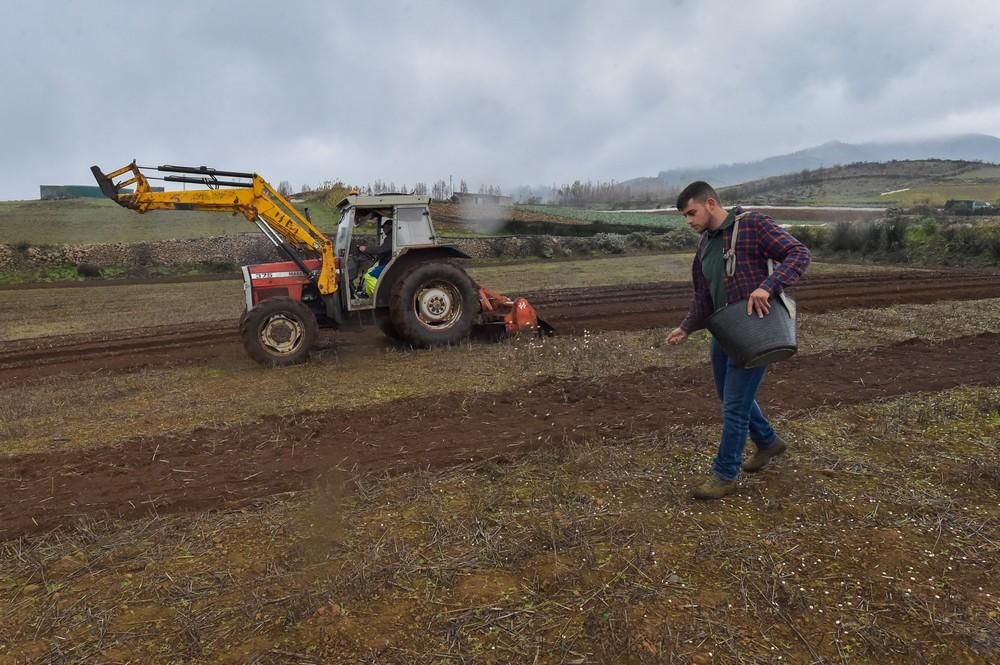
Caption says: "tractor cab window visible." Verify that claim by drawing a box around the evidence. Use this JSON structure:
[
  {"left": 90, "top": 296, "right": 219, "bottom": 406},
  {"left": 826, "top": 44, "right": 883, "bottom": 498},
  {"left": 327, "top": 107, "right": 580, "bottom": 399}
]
[
  {"left": 334, "top": 207, "right": 354, "bottom": 256},
  {"left": 394, "top": 206, "right": 434, "bottom": 247}
]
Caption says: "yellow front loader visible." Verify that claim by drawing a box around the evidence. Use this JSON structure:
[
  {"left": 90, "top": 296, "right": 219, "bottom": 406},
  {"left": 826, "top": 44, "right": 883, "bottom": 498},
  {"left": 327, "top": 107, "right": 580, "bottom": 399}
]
[{"left": 92, "top": 161, "right": 338, "bottom": 295}]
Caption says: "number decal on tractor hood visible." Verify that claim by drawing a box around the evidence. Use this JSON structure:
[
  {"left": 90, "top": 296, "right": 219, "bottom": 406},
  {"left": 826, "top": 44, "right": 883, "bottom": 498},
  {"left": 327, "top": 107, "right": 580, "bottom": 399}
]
[{"left": 252, "top": 270, "right": 306, "bottom": 280}]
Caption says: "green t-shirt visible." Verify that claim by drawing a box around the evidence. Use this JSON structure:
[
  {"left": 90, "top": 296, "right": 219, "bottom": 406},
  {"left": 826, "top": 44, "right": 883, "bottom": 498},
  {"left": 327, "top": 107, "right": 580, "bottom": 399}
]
[{"left": 700, "top": 210, "right": 736, "bottom": 311}]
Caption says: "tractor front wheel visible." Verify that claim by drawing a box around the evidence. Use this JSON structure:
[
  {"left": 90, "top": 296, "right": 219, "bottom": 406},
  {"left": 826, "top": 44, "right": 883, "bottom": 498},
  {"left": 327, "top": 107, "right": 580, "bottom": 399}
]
[{"left": 240, "top": 297, "right": 319, "bottom": 366}]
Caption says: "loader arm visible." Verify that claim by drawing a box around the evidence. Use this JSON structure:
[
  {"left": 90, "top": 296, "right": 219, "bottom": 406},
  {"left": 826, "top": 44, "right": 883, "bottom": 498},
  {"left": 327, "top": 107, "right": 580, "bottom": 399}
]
[{"left": 91, "top": 161, "right": 338, "bottom": 295}]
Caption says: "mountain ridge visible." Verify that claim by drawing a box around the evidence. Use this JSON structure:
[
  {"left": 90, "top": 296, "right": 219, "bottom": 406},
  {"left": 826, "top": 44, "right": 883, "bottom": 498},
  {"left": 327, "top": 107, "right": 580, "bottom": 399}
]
[{"left": 622, "top": 133, "right": 1000, "bottom": 189}]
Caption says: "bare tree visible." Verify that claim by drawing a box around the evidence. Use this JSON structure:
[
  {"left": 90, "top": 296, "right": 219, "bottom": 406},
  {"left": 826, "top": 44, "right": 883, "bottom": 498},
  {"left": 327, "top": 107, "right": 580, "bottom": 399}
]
[{"left": 432, "top": 179, "right": 449, "bottom": 200}]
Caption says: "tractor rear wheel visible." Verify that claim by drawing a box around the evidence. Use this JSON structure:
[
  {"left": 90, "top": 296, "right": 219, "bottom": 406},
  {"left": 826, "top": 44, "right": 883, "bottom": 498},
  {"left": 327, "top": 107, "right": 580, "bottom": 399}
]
[
  {"left": 389, "top": 262, "right": 479, "bottom": 347},
  {"left": 240, "top": 297, "right": 319, "bottom": 366},
  {"left": 374, "top": 308, "right": 403, "bottom": 343}
]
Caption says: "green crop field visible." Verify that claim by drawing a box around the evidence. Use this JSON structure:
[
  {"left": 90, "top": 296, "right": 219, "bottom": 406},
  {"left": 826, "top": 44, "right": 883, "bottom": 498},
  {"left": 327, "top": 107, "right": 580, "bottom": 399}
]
[
  {"left": 0, "top": 196, "right": 482, "bottom": 245},
  {"left": 726, "top": 159, "right": 1000, "bottom": 206},
  {"left": 0, "top": 198, "right": 315, "bottom": 245},
  {"left": 879, "top": 183, "right": 1000, "bottom": 207}
]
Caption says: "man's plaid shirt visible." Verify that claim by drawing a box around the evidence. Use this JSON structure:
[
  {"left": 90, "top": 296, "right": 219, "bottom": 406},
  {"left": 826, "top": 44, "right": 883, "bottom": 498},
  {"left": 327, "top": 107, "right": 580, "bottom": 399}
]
[{"left": 680, "top": 207, "right": 811, "bottom": 333}]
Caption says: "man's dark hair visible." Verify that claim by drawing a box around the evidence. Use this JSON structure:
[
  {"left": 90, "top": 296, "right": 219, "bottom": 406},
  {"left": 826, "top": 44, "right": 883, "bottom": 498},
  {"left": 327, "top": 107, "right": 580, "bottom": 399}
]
[{"left": 676, "top": 181, "right": 720, "bottom": 211}]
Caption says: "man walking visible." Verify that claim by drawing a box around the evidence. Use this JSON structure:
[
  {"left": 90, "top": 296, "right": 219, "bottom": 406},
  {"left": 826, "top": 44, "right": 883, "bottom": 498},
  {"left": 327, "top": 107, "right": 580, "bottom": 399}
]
[{"left": 667, "top": 182, "right": 811, "bottom": 500}]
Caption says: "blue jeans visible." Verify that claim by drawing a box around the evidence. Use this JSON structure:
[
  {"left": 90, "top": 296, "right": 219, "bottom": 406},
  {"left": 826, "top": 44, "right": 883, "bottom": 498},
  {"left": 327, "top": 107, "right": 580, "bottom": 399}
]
[{"left": 710, "top": 339, "right": 777, "bottom": 480}]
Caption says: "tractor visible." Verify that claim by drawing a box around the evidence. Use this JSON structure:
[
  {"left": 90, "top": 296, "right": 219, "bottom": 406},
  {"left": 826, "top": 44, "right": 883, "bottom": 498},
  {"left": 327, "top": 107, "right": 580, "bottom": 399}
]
[{"left": 91, "top": 162, "right": 551, "bottom": 366}]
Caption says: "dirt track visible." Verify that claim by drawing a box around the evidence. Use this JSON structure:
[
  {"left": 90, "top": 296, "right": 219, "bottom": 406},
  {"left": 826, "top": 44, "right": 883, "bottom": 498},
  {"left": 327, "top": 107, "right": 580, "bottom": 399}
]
[
  {"left": 2, "top": 332, "right": 998, "bottom": 539},
  {"left": 3, "top": 270, "right": 1000, "bottom": 382}
]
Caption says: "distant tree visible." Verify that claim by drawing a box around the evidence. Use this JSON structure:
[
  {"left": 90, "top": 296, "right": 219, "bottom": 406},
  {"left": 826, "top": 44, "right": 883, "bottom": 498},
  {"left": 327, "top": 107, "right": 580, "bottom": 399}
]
[
  {"left": 320, "top": 181, "right": 357, "bottom": 207},
  {"left": 278, "top": 181, "right": 293, "bottom": 196},
  {"left": 413, "top": 182, "right": 428, "bottom": 196},
  {"left": 460, "top": 179, "right": 468, "bottom": 193},
  {"left": 432, "top": 179, "right": 449, "bottom": 200},
  {"left": 300, "top": 183, "right": 312, "bottom": 193}
]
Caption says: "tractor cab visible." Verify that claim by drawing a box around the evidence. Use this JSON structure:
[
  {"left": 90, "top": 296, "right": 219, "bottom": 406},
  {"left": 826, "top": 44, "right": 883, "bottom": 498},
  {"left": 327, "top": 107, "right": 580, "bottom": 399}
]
[{"left": 334, "top": 194, "right": 440, "bottom": 310}]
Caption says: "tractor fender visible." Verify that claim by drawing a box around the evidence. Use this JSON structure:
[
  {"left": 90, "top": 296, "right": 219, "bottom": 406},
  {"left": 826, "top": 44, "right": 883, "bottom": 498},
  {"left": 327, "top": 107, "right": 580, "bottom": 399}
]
[{"left": 373, "top": 246, "right": 473, "bottom": 308}]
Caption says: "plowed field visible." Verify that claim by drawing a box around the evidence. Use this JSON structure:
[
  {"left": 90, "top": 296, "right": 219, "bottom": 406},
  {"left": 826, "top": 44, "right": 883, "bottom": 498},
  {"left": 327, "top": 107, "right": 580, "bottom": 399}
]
[
  {"left": 2, "top": 270, "right": 999, "bottom": 382},
  {"left": 2, "top": 332, "right": 997, "bottom": 540},
  {"left": 2, "top": 262, "right": 998, "bottom": 665},
  {"left": 2, "top": 268, "right": 999, "bottom": 538}
]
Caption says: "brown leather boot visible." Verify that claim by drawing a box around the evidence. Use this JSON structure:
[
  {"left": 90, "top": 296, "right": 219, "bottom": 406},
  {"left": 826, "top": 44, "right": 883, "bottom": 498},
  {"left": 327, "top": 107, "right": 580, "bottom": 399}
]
[
  {"left": 741, "top": 436, "right": 787, "bottom": 473},
  {"left": 691, "top": 476, "right": 738, "bottom": 500}
]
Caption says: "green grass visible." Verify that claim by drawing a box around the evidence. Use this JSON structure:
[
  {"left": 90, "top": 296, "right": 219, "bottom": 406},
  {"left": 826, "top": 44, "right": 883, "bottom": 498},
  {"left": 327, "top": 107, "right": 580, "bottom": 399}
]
[
  {"left": 0, "top": 265, "right": 100, "bottom": 284},
  {"left": 0, "top": 195, "right": 504, "bottom": 246},
  {"left": 880, "top": 184, "right": 1000, "bottom": 206},
  {"left": 953, "top": 165, "right": 1000, "bottom": 179},
  {"left": 0, "top": 263, "right": 241, "bottom": 285},
  {"left": 723, "top": 159, "right": 1000, "bottom": 206},
  {"left": 0, "top": 197, "right": 348, "bottom": 245}
]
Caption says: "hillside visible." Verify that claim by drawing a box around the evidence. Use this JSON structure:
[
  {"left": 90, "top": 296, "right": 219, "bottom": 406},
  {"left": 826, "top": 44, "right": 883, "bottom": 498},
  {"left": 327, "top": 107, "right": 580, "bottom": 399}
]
[
  {"left": 624, "top": 133, "right": 1000, "bottom": 190},
  {"left": 0, "top": 195, "right": 631, "bottom": 246},
  {"left": 719, "top": 159, "right": 1000, "bottom": 206}
]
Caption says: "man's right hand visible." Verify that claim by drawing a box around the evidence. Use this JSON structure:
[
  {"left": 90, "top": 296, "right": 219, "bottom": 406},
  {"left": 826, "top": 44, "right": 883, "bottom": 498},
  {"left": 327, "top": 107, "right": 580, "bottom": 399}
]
[{"left": 666, "top": 327, "right": 688, "bottom": 346}]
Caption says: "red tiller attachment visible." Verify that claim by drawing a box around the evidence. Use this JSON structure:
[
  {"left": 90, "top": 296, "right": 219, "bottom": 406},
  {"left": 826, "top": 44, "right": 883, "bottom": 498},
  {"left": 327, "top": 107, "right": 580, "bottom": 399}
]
[{"left": 478, "top": 287, "right": 555, "bottom": 337}]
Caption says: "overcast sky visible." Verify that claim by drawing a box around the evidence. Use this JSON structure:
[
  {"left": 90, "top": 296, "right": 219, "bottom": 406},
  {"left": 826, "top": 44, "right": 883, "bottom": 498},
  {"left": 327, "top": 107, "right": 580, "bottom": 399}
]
[{"left": 2, "top": 0, "right": 999, "bottom": 200}]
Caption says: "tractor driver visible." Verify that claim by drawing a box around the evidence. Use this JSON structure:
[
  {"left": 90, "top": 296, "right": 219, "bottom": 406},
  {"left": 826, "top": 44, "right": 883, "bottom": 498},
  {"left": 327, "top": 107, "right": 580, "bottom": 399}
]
[
  {"left": 370, "top": 218, "right": 394, "bottom": 265},
  {"left": 355, "top": 218, "right": 394, "bottom": 298}
]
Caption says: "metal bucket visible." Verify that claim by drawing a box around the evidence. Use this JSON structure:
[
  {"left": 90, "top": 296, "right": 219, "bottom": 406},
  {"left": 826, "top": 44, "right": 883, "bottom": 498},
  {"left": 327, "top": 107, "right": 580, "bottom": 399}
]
[{"left": 706, "top": 296, "right": 797, "bottom": 369}]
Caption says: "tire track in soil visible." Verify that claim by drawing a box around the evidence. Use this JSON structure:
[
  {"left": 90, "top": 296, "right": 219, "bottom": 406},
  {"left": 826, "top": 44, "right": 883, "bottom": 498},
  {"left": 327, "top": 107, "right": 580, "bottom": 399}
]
[
  {"left": 2, "top": 332, "right": 997, "bottom": 540},
  {"left": 2, "top": 271, "right": 1000, "bottom": 383}
]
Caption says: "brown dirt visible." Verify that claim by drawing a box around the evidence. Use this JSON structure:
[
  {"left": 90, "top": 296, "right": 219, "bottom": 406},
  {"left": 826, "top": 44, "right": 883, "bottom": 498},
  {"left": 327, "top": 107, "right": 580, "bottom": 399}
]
[
  {"left": 2, "top": 332, "right": 997, "bottom": 540},
  {"left": 431, "top": 201, "right": 592, "bottom": 227},
  {"left": 2, "top": 270, "right": 999, "bottom": 382}
]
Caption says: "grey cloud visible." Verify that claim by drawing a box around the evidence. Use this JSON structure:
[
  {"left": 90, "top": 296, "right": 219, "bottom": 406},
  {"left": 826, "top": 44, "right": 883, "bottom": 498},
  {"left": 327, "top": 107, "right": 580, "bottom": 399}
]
[{"left": 2, "top": 0, "right": 1000, "bottom": 200}]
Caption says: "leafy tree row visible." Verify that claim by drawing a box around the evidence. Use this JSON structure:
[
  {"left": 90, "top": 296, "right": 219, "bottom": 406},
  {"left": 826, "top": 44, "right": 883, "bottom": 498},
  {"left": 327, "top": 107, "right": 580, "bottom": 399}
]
[
  {"left": 291, "top": 177, "right": 503, "bottom": 201},
  {"left": 790, "top": 216, "right": 1000, "bottom": 266}
]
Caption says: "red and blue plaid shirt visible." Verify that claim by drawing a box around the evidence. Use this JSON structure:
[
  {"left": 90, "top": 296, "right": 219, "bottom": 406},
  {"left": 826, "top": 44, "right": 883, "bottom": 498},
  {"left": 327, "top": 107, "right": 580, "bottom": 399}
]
[{"left": 680, "top": 207, "right": 811, "bottom": 333}]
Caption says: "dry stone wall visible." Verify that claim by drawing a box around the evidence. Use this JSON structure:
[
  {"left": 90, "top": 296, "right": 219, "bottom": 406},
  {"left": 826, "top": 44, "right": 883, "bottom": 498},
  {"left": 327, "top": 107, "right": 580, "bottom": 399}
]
[{"left": 0, "top": 231, "right": 695, "bottom": 272}]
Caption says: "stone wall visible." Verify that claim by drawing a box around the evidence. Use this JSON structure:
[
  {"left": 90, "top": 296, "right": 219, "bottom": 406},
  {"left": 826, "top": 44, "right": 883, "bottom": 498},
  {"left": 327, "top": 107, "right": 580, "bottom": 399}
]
[{"left": 0, "top": 230, "right": 696, "bottom": 272}]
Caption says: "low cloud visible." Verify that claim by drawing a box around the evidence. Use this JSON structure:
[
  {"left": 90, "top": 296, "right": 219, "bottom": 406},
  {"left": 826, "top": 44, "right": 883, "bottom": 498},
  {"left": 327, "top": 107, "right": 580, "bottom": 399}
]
[{"left": 3, "top": 0, "right": 1000, "bottom": 200}]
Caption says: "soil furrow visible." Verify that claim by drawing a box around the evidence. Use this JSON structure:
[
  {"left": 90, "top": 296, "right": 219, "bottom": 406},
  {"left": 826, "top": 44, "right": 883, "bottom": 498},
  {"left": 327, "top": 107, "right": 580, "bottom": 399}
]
[
  {"left": 3, "top": 272, "right": 1000, "bottom": 382},
  {"left": 1, "top": 332, "right": 996, "bottom": 540}
]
